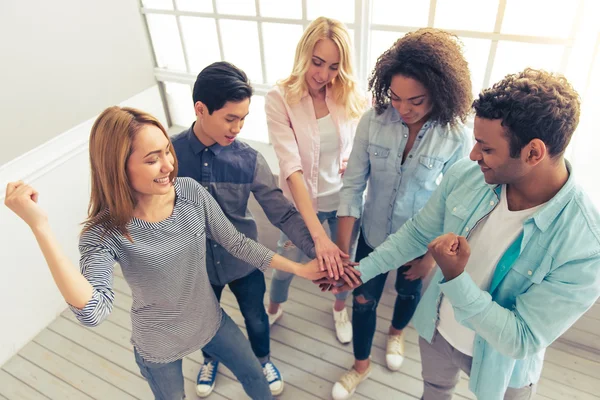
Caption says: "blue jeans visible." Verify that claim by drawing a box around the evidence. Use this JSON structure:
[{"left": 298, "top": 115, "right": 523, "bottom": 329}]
[
  {"left": 202, "top": 269, "right": 270, "bottom": 364},
  {"left": 134, "top": 312, "right": 272, "bottom": 400},
  {"left": 352, "top": 232, "right": 423, "bottom": 360},
  {"left": 269, "top": 210, "right": 355, "bottom": 303}
]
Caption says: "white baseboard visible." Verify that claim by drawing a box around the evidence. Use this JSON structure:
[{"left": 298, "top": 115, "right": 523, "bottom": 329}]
[{"left": 0, "top": 85, "right": 165, "bottom": 367}]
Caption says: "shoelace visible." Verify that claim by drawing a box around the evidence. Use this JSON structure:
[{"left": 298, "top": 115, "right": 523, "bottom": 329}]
[
  {"left": 263, "top": 362, "right": 278, "bottom": 382},
  {"left": 339, "top": 368, "right": 362, "bottom": 391},
  {"left": 387, "top": 335, "right": 403, "bottom": 353},
  {"left": 335, "top": 310, "right": 349, "bottom": 327},
  {"left": 199, "top": 362, "right": 215, "bottom": 382}
]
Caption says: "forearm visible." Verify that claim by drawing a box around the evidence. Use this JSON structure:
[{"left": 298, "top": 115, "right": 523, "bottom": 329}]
[
  {"left": 279, "top": 211, "right": 316, "bottom": 258},
  {"left": 336, "top": 216, "right": 357, "bottom": 254},
  {"left": 32, "top": 223, "right": 94, "bottom": 309},
  {"left": 287, "top": 172, "right": 326, "bottom": 239},
  {"left": 269, "top": 253, "right": 300, "bottom": 275}
]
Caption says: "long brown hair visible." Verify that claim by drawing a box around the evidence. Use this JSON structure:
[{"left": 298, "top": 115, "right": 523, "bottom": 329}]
[{"left": 82, "top": 106, "right": 178, "bottom": 239}]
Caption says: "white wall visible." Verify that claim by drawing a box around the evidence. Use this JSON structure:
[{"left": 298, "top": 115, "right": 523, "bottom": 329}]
[
  {"left": 0, "top": 0, "right": 157, "bottom": 165},
  {"left": 0, "top": 86, "right": 167, "bottom": 367}
]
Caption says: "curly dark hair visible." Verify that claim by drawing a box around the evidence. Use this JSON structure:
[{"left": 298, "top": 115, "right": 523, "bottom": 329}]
[
  {"left": 368, "top": 28, "right": 472, "bottom": 126},
  {"left": 473, "top": 68, "right": 580, "bottom": 158}
]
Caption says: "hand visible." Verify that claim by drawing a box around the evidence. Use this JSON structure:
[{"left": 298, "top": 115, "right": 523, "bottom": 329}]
[
  {"left": 403, "top": 254, "right": 436, "bottom": 281},
  {"left": 4, "top": 181, "right": 48, "bottom": 229},
  {"left": 427, "top": 233, "right": 471, "bottom": 281},
  {"left": 313, "top": 264, "right": 362, "bottom": 292},
  {"left": 296, "top": 259, "right": 329, "bottom": 281},
  {"left": 339, "top": 157, "right": 349, "bottom": 175},
  {"left": 314, "top": 235, "right": 348, "bottom": 280}
]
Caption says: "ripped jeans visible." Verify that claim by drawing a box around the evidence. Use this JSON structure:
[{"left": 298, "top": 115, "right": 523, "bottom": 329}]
[{"left": 352, "top": 231, "right": 422, "bottom": 360}]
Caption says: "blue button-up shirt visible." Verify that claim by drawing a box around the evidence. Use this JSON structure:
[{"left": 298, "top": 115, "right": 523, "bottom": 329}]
[
  {"left": 338, "top": 107, "right": 472, "bottom": 248},
  {"left": 172, "top": 125, "right": 316, "bottom": 286},
  {"left": 358, "top": 158, "right": 600, "bottom": 399}
]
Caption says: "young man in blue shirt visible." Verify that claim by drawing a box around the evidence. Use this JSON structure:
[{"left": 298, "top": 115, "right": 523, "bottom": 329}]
[
  {"left": 172, "top": 61, "right": 360, "bottom": 398},
  {"left": 320, "top": 68, "right": 600, "bottom": 400}
]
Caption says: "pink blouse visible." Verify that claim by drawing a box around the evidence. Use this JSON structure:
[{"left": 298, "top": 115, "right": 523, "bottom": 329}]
[{"left": 265, "top": 85, "right": 357, "bottom": 210}]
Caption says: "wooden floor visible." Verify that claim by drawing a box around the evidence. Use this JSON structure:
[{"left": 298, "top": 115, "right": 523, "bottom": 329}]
[{"left": 2, "top": 262, "right": 600, "bottom": 399}]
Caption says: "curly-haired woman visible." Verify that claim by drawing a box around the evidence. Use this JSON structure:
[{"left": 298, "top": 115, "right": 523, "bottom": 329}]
[{"left": 331, "top": 28, "right": 474, "bottom": 399}]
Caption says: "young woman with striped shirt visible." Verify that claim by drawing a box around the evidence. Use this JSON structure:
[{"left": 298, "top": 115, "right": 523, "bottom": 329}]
[{"left": 4, "top": 106, "right": 359, "bottom": 399}]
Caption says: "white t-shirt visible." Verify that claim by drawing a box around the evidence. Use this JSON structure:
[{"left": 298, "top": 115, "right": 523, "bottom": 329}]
[
  {"left": 437, "top": 185, "right": 543, "bottom": 356},
  {"left": 316, "top": 114, "right": 342, "bottom": 212}
]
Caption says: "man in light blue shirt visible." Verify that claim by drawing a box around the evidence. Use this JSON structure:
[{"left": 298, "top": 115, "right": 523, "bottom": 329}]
[{"left": 319, "top": 68, "right": 600, "bottom": 400}]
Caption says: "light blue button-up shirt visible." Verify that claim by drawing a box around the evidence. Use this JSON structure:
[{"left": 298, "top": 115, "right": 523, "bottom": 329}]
[
  {"left": 358, "top": 158, "right": 600, "bottom": 399},
  {"left": 337, "top": 106, "right": 472, "bottom": 248}
]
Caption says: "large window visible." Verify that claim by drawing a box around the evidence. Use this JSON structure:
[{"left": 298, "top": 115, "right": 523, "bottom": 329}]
[{"left": 140, "top": 0, "right": 600, "bottom": 205}]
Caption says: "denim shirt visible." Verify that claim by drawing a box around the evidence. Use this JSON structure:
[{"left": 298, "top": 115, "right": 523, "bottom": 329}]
[
  {"left": 338, "top": 107, "right": 472, "bottom": 248},
  {"left": 172, "top": 125, "right": 316, "bottom": 286},
  {"left": 358, "top": 158, "right": 600, "bottom": 399}
]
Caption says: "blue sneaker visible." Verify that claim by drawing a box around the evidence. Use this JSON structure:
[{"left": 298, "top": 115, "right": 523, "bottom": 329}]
[
  {"left": 262, "top": 360, "right": 284, "bottom": 396},
  {"left": 196, "top": 359, "right": 219, "bottom": 397}
]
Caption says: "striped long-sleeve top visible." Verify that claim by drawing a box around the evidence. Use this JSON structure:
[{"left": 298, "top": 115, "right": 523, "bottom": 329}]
[{"left": 69, "top": 177, "right": 275, "bottom": 363}]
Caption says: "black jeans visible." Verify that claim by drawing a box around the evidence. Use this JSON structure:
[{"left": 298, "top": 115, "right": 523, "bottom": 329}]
[
  {"left": 352, "top": 232, "right": 423, "bottom": 360},
  {"left": 203, "top": 269, "right": 270, "bottom": 363}
]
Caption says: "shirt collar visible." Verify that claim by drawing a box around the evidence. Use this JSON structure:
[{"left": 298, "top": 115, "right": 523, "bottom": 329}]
[
  {"left": 186, "top": 123, "right": 225, "bottom": 156},
  {"left": 487, "top": 160, "right": 576, "bottom": 233},
  {"left": 389, "top": 107, "right": 433, "bottom": 132},
  {"left": 530, "top": 159, "right": 576, "bottom": 232}
]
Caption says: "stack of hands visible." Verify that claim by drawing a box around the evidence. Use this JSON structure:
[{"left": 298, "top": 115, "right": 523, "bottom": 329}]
[{"left": 304, "top": 232, "right": 472, "bottom": 294}]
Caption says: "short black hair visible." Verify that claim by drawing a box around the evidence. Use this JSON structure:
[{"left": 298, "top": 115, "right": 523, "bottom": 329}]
[
  {"left": 192, "top": 61, "right": 253, "bottom": 114},
  {"left": 473, "top": 68, "right": 580, "bottom": 158}
]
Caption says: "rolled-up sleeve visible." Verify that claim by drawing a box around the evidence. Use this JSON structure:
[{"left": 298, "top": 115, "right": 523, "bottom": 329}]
[{"left": 69, "top": 236, "right": 117, "bottom": 327}]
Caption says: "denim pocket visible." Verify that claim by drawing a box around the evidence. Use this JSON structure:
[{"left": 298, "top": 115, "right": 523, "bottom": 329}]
[
  {"left": 415, "top": 155, "right": 444, "bottom": 183},
  {"left": 368, "top": 144, "right": 390, "bottom": 171}
]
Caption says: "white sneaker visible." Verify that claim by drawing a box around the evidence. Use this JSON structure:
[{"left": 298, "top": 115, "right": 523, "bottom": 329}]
[
  {"left": 331, "top": 364, "right": 371, "bottom": 400},
  {"left": 386, "top": 331, "right": 405, "bottom": 371},
  {"left": 333, "top": 306, "right": 352, "bottom": 344},
  {"left": 267, "top": 306, "right": 283, "bottom": 326}
]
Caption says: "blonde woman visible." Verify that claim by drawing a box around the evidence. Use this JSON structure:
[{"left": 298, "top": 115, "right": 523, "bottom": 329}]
[
  {"left": 265, "top": 17, "right": 366, "bottom": 343},
  {"left": 4, "top": 107, "right": 328, "bottom": 399}
]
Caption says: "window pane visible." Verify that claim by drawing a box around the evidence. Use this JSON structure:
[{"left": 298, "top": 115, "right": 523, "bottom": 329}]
[
  {"left": 489, "top": 41, "right": 564, "bottom": 85},
  {"left": 371, "top": 0, "right": 429, "bottom": 27},
  {"left": 239, "top": 95, "right": 269, "bottom": 143},
  {"left": 502, "top": 0, "right": 576, "bottom": 38},
  {"left": 259, "top": 0, "right": 302, "bottom": 19},
  {"left": 164, "top": 82, "right": 195, "bottom": 128},
  {"left": 142, "top": 0, "right": 173, "bottom": 10},
  {"left": 220, "top": 20, "right": 263, "bottom": 83},
  {"left": 346, "top": 28, "right": 359, "bottom": 73},
  {"left": 368, "top": 31, "right": 404, "bottom": 77},
  {"left": 262, "top": 23, "right": 304, "bottom": 83},
  {"left": 307, "top": 0, "right": 354, "bottom": 24},
  {"left": 570, "top": 48, "right": 600, "bottom": 208},
  {"left": 460, "top": 38, "right": 491, "bottom": 96},
  {"left": 180, "top": 17, "right": 221, "bottom": 73},
  {"left": 146, "top": 14, "right": 187, "bottom": 71},
  {"left": 435, "top": 0, "right": 498, "bottom": 32},
  {"left": 216, "top": 0, "right": 256, "bottom": 16},
  {"left": 176, "top": 0, "right": 213, "bottom": 12}
]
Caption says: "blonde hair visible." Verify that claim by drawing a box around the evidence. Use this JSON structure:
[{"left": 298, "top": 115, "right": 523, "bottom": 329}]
[
  {"left": 278, "top": 17, "right": 366, "bottom": 120},
  {"left": 82, "top": 106, "right": 178, "bottom": 240}
]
